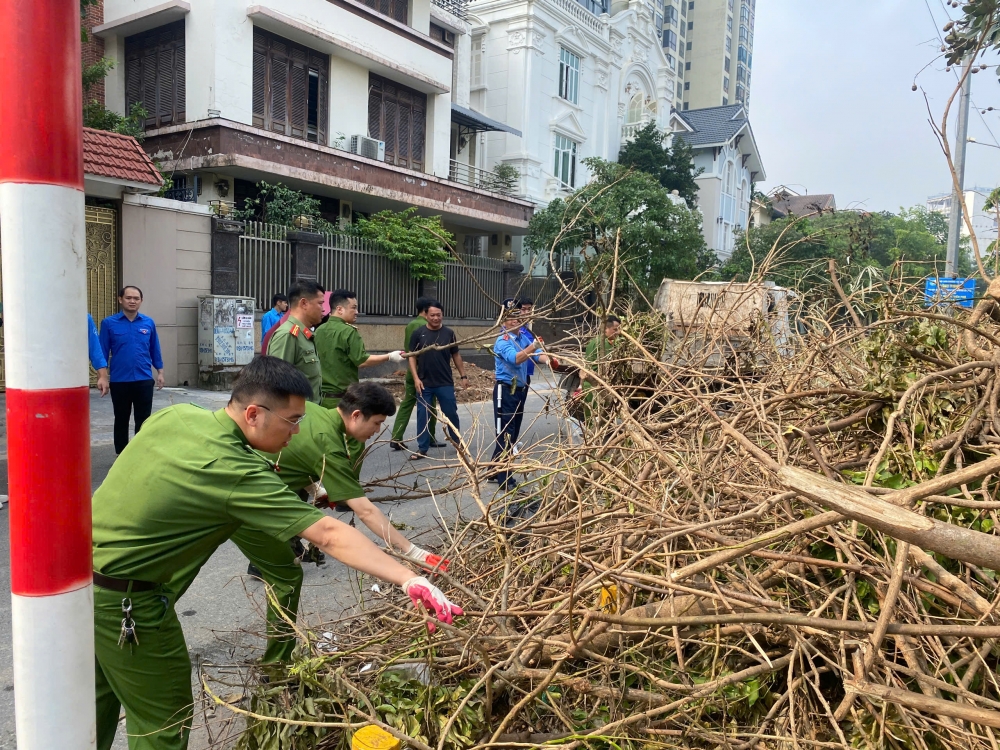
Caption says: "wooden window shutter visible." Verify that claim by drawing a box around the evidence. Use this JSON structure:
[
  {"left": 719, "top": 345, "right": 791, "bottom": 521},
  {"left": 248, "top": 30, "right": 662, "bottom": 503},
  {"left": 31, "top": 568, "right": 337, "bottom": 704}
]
[
  {"left": 393, "top": 0, "right": 408, "bottom": 22},
  {"left": 124, "top": 21, "right": 185, "bottom": 130},
  {"left": 289, "top": 48, "right": 308, "bottom": 140},
  {"left": 252, "top": 41, "right": 267, "bottom": 128},
  {"left": 368, "top": 78, "right": 383, "bottom": 140},
  {"left": 368, "top": 73, "right": 426, "bottom": 171},
  {"left": 411, "top": 97, "right": 426, "bottom": 172},
  {"left": 312, "top": 51, "right": 330, "bottom": 146}
]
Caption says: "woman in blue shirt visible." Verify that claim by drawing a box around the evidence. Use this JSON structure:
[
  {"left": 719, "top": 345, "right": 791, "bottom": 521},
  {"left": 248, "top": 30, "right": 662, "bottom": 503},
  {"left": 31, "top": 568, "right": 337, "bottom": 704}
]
[{"left": 99, "top": 286, "right": 164, "bottom": 454}]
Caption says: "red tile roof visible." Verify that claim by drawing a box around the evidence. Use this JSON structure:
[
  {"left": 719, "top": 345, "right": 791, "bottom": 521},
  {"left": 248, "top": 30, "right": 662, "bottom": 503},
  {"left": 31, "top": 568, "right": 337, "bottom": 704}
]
[{"left": 83, "top": 127, "right": 163, "bottom": 187}]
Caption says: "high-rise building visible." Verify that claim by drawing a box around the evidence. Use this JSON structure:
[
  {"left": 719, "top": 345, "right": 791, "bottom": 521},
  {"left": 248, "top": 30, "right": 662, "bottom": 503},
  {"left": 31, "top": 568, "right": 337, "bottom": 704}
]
[{"left": 662, "top": 0, "right": 754, "bottom": 111}]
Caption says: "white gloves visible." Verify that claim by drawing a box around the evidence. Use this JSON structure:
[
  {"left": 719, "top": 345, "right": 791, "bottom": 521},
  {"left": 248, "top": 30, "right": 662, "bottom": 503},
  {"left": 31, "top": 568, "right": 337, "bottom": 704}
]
[
  {"left": 402, "top": 576, "right": 463, "bottom": 632},
  {"left": 403, "top": 543, "right": 451, "bottom": 571},
  {"left": 388, "top": 350, "right": 405, "bottom": 364},
  {"left": 306, "top": 481, "right": 329, "bottom": 508}
]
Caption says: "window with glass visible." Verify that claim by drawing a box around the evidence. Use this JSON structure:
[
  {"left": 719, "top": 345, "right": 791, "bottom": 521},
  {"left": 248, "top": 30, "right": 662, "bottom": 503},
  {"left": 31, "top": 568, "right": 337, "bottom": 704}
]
[
  {"left": 741, "top": 4, "right": 750, "bottom": 22},
  {"left": 736, "top": 65, "right": 745, "bottom": 82},
  {"left": 683, "top": 102, "right": 689, "bottom": 110},
  {"left": 664, "top": 29, "right": 677, "bottom": 50},
  {"left": 748, "top": 52, "right": 752, "bottom": 68},
  {"left": 723, "top": 76, "right": 729, "bottom": 91},
  {"left": 680, "top": 22, "right": 685, "bottom": 36},
  {"left": 726, "top": 36, "right": 731, "bottom": 52},
  {"left": 471, "top": 35, "right": 486, "bottom": 88},
  {"left": 727, "top": 16, "right": 732, "bottom": 32},
  {"left": 727, "top": 0, "right": 733, "bottom": 9},
  {"left": 553, "top": 134, "right": 577, "bottom": 187},
  {"left": 739, "top": 26, "right": 748, "bottom": 42},
  {"left": 676, "top": 81, "right": 682, "bottom": 96},
  {"left": 738, "top": 45, "right": 748, "bottom": 64},
  {"left": 686, "top": 41, "right": 692, "bottom": 50},
  {"left": 685, "top": 61, "right": 691, "bottom": 70},
  {"left": 559, "top": 48, "right": 581, "bottom": 104},
  {"left": 736, "top": 84, "right": 745, "bottom": 101},
  {"left": 666, "top": 5, "right": 677, "bottom": 24},
  {"left": 725, "top": 56, "right": 730, "bottom": 70},
  {"left": 722, "top": 97, "right": 728, "bottom": 106},
  {"left": 687, "top": 20, "right": 693, "bottom": 29},
  {"left": 627, "top": 93, "right": 644, "bottom": 123},
  {"left": 665, "top": 52, "right": 676, "bottom": 69}
]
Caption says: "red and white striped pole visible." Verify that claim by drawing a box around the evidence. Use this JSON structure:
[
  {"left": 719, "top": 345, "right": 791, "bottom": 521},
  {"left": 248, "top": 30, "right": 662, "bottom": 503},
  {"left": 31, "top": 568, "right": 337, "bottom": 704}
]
[{"left": 0, "top": 1, "right": 96, "bottom": 748}]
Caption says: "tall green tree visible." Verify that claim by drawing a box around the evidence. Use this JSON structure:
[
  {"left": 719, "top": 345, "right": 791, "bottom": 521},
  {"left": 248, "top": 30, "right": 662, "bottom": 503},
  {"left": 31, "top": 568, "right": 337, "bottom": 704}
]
[
  {"left": 617, "top": 122, "right": 703, "bottom": 205},
  {"left": 525, "top": 157, "right": 711, "bottom": 299}
]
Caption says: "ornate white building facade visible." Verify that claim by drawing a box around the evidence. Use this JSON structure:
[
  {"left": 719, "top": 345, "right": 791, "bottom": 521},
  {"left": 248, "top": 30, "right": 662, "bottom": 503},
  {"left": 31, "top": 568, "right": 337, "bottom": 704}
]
[{"left": 465, "top": 0, "right": 679, "bottom": 266}]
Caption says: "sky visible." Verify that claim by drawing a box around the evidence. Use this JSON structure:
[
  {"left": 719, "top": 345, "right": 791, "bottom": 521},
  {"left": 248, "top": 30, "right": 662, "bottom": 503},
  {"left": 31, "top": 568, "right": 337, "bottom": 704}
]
[{"left": 751, "top": 0, "right": 1000, "bottom": 213}]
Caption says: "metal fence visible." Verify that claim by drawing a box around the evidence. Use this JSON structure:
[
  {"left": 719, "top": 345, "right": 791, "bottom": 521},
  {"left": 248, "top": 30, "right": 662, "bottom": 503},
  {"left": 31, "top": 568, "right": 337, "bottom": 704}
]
[
  {"left": 438, "top": 253, "right": 504, "bottom": 320},
  {"left": 238, "top": 221, "right": 503, "bottom": 320}
]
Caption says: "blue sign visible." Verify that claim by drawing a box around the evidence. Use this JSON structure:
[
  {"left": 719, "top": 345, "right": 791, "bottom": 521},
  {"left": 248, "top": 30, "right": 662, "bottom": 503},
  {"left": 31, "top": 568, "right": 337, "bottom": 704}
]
[{"left": 925, "top": 277, "right": 976, "bottom": 309}]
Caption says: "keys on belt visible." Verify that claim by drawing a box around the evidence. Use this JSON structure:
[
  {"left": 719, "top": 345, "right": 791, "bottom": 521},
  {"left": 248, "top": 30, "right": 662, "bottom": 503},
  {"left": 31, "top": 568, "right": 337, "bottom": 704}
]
[{"left": 118, "top": 598, "right": 139, "bottom": 648}]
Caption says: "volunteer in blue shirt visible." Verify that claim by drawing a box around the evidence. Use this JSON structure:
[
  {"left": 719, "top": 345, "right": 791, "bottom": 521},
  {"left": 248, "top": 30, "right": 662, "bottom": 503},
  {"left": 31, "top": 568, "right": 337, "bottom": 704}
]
[
  {"left": 514, "top": 297, "right": 537, "bottom": 444},
  {"left": 99, "top": 285, "right": 165, "bottom": 454},
  {"left": 490, "top": 302, "right": 547, "bottom": 489},
  {"left": 261, "top": 293, "right": 289, "bottom": 337},
  {"left": 88, "top": 312, "right": 110, "bottom": 396}
]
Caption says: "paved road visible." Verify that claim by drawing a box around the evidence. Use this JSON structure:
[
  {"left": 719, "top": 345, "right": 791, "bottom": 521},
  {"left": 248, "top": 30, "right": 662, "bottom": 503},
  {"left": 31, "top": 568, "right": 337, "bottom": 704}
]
[{"left": 0, "top": 384, "right": 566, "bottom": 749}]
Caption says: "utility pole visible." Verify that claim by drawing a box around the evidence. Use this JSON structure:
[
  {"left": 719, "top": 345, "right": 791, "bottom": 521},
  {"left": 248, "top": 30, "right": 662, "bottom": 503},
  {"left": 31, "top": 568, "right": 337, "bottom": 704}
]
[
  {"left": 946, "top": 64, "right": 973, "bottom": 278},
  {"left": 0, "top": 1, "right": 96, "bottom": 748}
]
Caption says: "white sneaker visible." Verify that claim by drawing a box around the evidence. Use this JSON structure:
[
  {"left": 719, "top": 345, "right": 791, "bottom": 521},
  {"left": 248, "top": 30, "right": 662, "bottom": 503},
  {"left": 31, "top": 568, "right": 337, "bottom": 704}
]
[{"left": 512, "top": 442, "right": 522, "bottom": 456}]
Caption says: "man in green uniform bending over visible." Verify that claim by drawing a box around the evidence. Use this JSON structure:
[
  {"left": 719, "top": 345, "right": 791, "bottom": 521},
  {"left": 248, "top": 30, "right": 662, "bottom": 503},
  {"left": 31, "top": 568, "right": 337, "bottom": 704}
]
[
  {"left": 92, "top": 356, "right": 461, "bottom": 750},
  {"left": 242, "top": 381, "right": 452, "bottom": 662},
  {"left": 268, "top": 280, "right": 326, "bottom": 402},
  {"left": 314, "top": 288, "right": 404, "bottom": 409},
  {"left": 390, "top": 296, "right": 440, "bottom": 451}
]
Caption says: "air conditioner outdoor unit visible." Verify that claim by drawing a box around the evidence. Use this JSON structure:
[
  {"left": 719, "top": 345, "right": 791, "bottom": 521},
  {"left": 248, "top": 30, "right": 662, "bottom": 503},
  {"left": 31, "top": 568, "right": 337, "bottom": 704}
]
[
  {"left": 339, "top": 200, "right": 353, "bottom": 228},
  {"left": 350, "top": 135, "right": 386, "bottom": 161}
]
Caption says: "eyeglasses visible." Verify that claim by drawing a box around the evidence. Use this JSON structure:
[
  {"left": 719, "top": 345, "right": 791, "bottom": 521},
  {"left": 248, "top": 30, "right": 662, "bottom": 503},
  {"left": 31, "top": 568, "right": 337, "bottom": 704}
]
[{"left": 253, "top": 405, "right": 307, "bottom": 426}]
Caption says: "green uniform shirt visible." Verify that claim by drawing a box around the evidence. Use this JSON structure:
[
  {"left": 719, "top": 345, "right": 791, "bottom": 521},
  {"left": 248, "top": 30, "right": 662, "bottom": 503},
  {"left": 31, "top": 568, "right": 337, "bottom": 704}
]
[
  {"left": 268, "top": 315, "right": 322, "bottom": 403},
  {"left": 92, "top": 404, "right": 325, "bottom": 583},
  {"left": 265, "top": 402, "right": 365, "bottom": 503},
  {"left": 314, "top": 316, "right": 370, "bottom": 397},
  {"left": 402, "top": 316, "right": 424, "bottom": 382}
]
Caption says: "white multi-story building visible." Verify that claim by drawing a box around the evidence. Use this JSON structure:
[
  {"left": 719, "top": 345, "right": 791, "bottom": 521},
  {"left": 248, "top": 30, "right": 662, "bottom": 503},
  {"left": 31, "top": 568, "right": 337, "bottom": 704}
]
[
  {"left": 465, "top": 0, "right": 679, "bottom": 264},
  {"left": 927, "top": 187, "right": 999, "bottom": 245},
  {"left": 673, "top": 103, "right": 763, "bottom": 259},
  {"left": 662, "top": 0, "right": 755, "bottom": 112},
  {"left": 94, "top": 0, "right": 533, "bottom": 254}
]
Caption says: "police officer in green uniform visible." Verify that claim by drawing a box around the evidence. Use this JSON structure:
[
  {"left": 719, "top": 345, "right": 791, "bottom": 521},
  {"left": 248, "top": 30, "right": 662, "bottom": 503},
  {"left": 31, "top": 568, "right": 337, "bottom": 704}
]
[
  {"left": 238, "top": 383, "right": 452, "bottom": 652},
  {"left": 91, "top": 356, "right": 462, "bottom": 750},
  {"left": 267, "top": 280, "right": 326, "bottom": 403},
  {"left": 314, "top": 289, "right": 404, "bottom": 409},
  {"left": 390, "top": 297, "right": 440, "bottom": 451}
]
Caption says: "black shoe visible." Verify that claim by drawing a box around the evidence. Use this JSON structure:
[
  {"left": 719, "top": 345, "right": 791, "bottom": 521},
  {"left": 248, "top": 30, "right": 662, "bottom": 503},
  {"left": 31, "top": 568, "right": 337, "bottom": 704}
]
[
  {"left": 429, "top": 439, "right": 447, "bottom": 448},
  {"left": 247, "top": 563, "right": 263, "bottom": 580},
  {"left": 390, "top": 440, "right": 407, "bottom": 451},
  {"left": 290, "top": 537, "right": 306, "bottom": 560}
]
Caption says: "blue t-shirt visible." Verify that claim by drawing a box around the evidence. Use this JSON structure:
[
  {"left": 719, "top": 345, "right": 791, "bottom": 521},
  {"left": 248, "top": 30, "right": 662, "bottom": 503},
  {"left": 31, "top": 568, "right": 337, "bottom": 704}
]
[
  {"left": 99, "top": 312, "right": 164, "bottom": 383},
  {"left": 261, "top": 308, "right": 282, "bottom": 336},
  {"left": 88, "top": 313, "right": 108, "bottom": 371},
  {"left": 494, "top": 329, "right": 538, "bottom": 386},
  {"left": 518, "top": 326, "right": 536, "bottom": 378}
]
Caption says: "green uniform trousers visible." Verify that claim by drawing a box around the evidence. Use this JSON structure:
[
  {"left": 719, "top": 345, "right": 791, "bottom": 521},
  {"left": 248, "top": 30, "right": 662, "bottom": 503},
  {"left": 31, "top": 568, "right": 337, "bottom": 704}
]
[
  {"left": 95, "top": 585, "right": 192, "bottom": 750},
  {"left": 95, "top": 531, "right": 304, "bottom": 750},
  {"left": 391, "top": 374, "right": 437, "bottom": 442}
]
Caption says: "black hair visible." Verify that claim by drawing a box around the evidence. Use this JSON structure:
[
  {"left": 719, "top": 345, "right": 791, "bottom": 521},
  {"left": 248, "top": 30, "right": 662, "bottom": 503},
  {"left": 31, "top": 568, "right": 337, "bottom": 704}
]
[
  {"left": 119, "top": 285, "right": 143, "bottom": 299},
  {"left": 518, "top": 297, "right": 534, "bottom": 307},
  {"left": 230, "top": 355, "right": 314, "bottom": 406},
  {"left": 415, "top": 296, "right": 433, "bottom": 315},
  {"left": 286, "top": 281, "right": 325, "bottom": 306},
  {"left": 338, "top": 381, "right": 397, "bottom": 418},
  {"left": 427, "top": 300, "right": 444, "bottom": 314},
  {"left": 605, "top": 315, "right": 621, "bottom": 326},
  {"left": 271, "top": 293, "right": 288, "bottom": 307},
  {"left": 329, "top": 289, "right": 357, "bottom": 310}
]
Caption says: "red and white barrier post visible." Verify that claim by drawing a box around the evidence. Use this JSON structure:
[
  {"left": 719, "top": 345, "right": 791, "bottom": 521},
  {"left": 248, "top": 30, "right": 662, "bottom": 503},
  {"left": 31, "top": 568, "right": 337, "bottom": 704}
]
[{"left": 0, "top": 1, "right": 95, "bottom": 748}]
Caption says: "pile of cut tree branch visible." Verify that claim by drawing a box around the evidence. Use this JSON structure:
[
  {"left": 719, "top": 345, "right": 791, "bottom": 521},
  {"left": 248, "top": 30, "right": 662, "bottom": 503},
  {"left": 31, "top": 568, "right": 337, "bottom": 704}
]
[{"left": 220, "top": 272, "right": 1000, "bottom": 750}]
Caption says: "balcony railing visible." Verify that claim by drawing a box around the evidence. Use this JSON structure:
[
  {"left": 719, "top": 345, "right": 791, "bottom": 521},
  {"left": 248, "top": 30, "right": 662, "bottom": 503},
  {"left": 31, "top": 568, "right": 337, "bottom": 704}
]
[
  {"left": 448, "top": 160, "right": 516, "bottom": 197},
  {"left": 161, "top": 187, "right": 196, "bottom": 202},
  {"left": 431, "top": 0, "right": 469, "bottom": 20}
]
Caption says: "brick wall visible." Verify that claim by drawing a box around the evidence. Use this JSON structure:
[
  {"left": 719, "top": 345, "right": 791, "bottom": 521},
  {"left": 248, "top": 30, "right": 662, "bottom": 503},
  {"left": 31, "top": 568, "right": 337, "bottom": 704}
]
[{"left": 81, "top": 0, "right": 105, "bottom": 107}]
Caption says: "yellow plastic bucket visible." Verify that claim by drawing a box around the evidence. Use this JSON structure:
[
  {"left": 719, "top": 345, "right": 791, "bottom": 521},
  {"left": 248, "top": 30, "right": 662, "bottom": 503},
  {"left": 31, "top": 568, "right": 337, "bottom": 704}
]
[{"left": 353, "top": 725, "right": 401, "bottom": 750}]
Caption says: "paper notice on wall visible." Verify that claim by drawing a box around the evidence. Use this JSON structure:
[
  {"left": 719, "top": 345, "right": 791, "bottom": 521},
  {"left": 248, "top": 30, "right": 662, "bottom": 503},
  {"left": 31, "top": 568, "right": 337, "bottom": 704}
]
[{"left": 236, "top": 314, "right": 254, "bottom": 329}]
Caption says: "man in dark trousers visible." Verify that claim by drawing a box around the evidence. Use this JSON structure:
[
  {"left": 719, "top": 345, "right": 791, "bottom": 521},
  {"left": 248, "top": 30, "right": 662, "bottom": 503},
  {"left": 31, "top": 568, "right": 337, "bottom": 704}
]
[
  {"left": 100, "top": 285, "right": 164, "bottom": 454},
  {"left": 390, "top": 297, "right": 439, "bottom": 451},
  {"left": 408, "top": 301, "right": 469, "bottom": 460},
  {"left": 490, "top": 303, "right": 548, "bottom": 489}
]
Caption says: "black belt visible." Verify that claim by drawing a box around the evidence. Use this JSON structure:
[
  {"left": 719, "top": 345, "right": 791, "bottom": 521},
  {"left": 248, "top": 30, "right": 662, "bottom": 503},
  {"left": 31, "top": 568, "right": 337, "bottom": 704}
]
[
  {"left": 322, "top": 391, "right": 346, "bottom": 398},
  {"left": 93, "top": 571, "right": 158, "bottom": 593},
  {"left": 495, "top": 381, "right": 527, "bottom": 391}
]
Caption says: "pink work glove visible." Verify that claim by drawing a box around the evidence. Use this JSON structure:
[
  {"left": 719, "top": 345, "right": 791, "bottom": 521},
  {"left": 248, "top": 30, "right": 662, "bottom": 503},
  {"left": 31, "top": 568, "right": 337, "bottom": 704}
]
[
  {"left": 403, "top": 544, "right": 451, "bottom": 572},
  {"left": 402, "top": 576, "right": 463, "bottom": 633}
]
